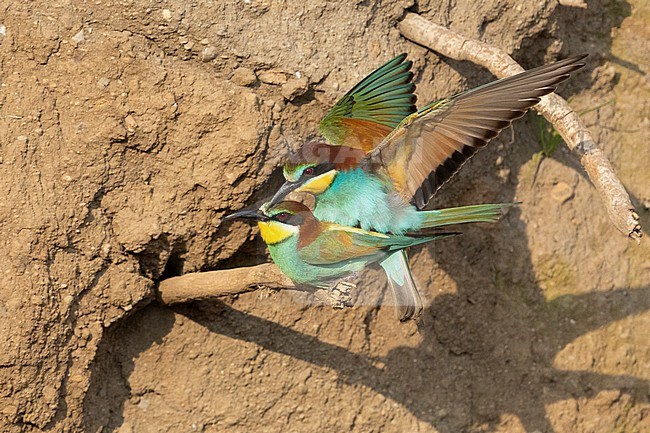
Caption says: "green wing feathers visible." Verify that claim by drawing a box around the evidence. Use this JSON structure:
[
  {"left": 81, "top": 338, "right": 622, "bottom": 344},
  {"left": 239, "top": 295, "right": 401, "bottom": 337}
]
[
  {"left": 298, "top": 227, "right": 388, "bottom": 265},
  {"left": 319, "top": 53, "right": 417, "bottom": 151},
  {"left": 299, "top": 225, "right": 436, "bottom": 265}
]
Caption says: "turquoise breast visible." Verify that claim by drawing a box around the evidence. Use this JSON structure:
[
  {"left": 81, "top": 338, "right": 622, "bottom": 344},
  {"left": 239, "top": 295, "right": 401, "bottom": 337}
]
[{"left": 313, "top": 168, "right": 423, "bottom": 234}]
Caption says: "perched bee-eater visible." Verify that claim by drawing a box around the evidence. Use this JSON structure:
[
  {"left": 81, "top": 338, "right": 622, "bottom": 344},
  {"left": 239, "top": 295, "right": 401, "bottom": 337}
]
[
  {"left": 226, "top": 200, "right": 475, "bottom": 320},
  {"left": 256, "top": 54, "right": 585, "bottom": 319},
  {"left": 268, "top": 54, "right": 587, "bottom": 234},
  {"left": 227, "top": 200, "right": 510, "bottom": 320}
]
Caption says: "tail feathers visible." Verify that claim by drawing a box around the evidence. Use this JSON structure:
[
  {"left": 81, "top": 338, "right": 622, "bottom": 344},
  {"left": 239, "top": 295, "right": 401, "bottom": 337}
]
[
  {"left": 379, "top": 250, "right": 423, "bottom": 322},
  {"left": 419, "top": 203, "right": 517, "bottom": 229}
]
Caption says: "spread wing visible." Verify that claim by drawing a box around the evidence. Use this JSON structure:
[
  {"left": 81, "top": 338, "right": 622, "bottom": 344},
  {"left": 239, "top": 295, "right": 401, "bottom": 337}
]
[
  {"left": 365, "top": 55, "right": 587, "bottom": 209},
  {"left": 298, "top": 224, "right": 432, "bottom": 265},
  {"left": 319, "top": 54, "right": 417, "bottom": 152}
]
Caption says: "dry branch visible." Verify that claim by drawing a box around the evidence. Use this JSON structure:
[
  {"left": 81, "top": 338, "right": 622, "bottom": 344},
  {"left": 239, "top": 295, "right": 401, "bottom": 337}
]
[
  {"left": 157, "top": 263, "right": 294, "bottom": 305},
  {"left": 399, "top": 13, "right": 642, "bottom": 241}
]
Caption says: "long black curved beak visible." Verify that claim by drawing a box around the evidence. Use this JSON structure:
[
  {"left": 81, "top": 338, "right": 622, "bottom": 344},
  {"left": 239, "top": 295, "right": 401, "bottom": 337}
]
[
  {"left": 223, "top": 209, "right": 269, "bottom": 222},
  {"left": 266, "top": 181, "right": 301, "bottom": 208}
]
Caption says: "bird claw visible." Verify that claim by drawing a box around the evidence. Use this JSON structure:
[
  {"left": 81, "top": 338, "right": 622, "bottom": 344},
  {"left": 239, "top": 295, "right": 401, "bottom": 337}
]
[
  {"left": 313, "top": 279, "right": 356, "bottom": 309},
  {"left": 329, "top": 280, "right": 355, "bottom": 309}
]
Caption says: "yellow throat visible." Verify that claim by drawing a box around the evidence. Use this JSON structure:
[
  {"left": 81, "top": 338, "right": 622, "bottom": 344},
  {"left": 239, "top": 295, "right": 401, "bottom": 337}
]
[
  {"left": 295, "top": 170, "right": 337, "bottom": 195},
  {"left": 258, "top": 221, "right": 298, "bottom": 245}
]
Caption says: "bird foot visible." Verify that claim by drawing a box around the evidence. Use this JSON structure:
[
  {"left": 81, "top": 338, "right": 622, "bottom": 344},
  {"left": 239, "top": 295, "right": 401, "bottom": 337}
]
[{"left": 313, "top": 279, "right": 356, "bottom": 309}]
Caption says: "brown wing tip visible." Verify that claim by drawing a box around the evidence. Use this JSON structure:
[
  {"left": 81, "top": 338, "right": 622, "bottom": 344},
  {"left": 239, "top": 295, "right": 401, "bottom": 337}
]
[
  {"left": 569, "top": 53, "right": 589, "bottom": 63},
  {"left": 412, "top": 147, "right": 478, "bottom": 210},
  {"left": 549, "top": 54, "right": 588, "bottom": 72}
]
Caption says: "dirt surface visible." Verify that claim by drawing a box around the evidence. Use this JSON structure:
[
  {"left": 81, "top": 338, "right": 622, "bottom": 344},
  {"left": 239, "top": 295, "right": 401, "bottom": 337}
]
[{"left": 0, "top": 0, "right": 648, "bottom": 432}]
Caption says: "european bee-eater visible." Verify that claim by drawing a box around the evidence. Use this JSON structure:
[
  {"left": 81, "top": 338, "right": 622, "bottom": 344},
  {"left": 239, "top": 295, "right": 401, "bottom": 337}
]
[
  {"left": 226, "top": 200, "right": 471, "bottom": 321},
  {"left": 268, "top": 54, "right": 587, "bottom": 234}
]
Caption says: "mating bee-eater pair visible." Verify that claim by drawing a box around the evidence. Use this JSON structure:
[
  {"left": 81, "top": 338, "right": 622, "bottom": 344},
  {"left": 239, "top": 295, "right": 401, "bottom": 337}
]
[{"left": 227, "top": 53, "right": 586, "bottom": 321}]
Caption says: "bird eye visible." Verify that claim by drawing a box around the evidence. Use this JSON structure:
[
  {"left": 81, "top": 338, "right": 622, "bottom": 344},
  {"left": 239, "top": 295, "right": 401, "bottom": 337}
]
[
  {"left": 275, "top": 212, "right": 291, "bottom": 222},
  {"left": 303, "top": 167, "right": 314, "bottom": 176}
]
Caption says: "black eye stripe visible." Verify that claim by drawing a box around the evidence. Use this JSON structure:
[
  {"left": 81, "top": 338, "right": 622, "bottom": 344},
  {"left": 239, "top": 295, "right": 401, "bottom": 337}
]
[
  {"left": 302, "top": 163, "right": 335, "bottom": 178},
  {"left": 272, "top": 211, "right": 303, "bottom": 226}
]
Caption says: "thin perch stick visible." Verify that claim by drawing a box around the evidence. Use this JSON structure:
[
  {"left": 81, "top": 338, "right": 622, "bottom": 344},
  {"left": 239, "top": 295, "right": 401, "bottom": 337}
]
[
  {"left": 157, "top": 263, "right": 295, "bottom": 304},
  {"left": 399, "top": 13, "right": 642, "bottom": 241}
]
